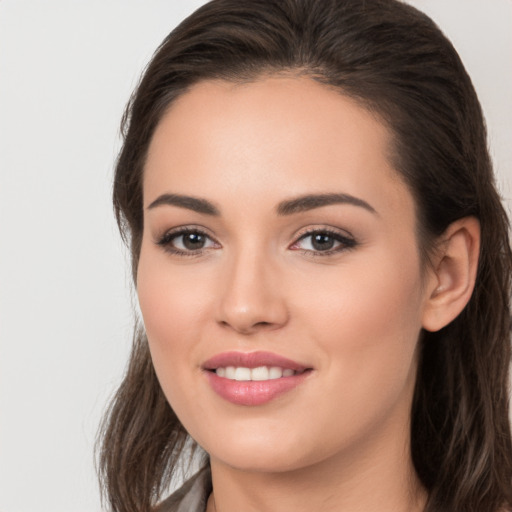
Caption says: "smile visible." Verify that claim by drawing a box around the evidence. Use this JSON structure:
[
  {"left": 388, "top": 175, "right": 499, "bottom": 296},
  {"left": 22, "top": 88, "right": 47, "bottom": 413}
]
[{"left": 202, "top": 351, "right": 313, "bottom": 406}]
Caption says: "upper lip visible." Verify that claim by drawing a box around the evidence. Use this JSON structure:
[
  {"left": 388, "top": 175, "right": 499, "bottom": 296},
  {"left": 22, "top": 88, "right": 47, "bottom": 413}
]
[{"left": 202, "top": 351, "right": 310, "bottom": 372}]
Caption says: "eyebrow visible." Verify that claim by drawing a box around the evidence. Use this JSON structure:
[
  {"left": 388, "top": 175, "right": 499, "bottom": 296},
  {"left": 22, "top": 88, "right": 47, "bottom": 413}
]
[
  {"left": 147, "top": 193, "right": 220, "bottom": 215},
  {"left": 276, "top": 193, "right": 377, "bottom": 216},
  {"left": 146, "top": 192, "right": 376, "bottom": 217}
]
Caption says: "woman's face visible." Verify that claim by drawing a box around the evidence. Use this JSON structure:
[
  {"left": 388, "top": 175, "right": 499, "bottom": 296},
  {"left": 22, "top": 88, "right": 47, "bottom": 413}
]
[{"left": 138, "top": 77, "right": 436, "bottom": 473}]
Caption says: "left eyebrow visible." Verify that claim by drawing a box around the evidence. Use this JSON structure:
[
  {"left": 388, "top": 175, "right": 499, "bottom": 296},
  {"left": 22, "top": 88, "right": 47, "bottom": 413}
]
[{"left": 276, "top": 193, "right": 377, "bottom": 216}]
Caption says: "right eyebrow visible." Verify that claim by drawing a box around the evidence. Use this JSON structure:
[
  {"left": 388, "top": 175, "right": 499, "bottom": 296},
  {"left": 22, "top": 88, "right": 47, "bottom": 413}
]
[{"left": 146, "top": 193, "right": 220, "bottom": 216}]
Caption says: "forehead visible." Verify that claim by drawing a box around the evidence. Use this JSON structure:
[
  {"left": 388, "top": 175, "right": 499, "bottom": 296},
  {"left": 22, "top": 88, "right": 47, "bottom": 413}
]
[{"left": 143, "top": 76, "right": 412, "bottom": 218}]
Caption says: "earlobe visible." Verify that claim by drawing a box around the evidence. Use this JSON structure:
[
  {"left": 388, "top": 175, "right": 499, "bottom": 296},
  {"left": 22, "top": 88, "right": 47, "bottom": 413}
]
[{"left": 422, "top": 217, "right": 480, "bottom": 332}]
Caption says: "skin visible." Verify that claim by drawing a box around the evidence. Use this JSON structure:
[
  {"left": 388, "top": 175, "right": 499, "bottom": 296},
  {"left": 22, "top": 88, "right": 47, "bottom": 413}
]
[{"left": 137, "top": 76, "right": 479, "bottom": 512}]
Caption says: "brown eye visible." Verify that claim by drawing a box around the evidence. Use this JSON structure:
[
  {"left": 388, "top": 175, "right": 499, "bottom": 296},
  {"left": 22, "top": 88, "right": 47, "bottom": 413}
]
[
  {"left": 311, "top": 233, "right": 335, "bottom": 251},
  {"left": 157, "top": 228, "right": 219, "bottom": 255},
  {"left": 181, "top": 232, "right": 207, "bottom": 250},
  {"left": 291, "top": 229, "right": 357, "bottom": 255}
]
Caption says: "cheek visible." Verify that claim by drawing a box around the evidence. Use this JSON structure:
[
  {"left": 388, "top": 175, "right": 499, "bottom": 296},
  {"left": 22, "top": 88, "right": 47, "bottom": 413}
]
[
  {"left": 300, "top": 247, "right": 425, "bottom": 415},
  {"left": 137, "top": 239, "right": 212, "bottom": 336},
  {"left": 136, "top": 245, "right": 212, "bottom": 391}
]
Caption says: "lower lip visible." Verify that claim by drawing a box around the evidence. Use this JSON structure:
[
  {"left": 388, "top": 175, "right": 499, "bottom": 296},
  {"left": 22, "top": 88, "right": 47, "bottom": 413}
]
[{"left": 204, "top": 371, "right": 311, "bottom": 406}]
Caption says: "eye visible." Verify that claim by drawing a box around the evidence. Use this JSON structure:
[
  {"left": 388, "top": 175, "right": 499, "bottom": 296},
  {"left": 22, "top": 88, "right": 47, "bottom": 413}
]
[
  {"left": 156, "top": 228, "right": 219, "bottom": 255},
  {"left": 291, "top": 229, "right": 357, "bottom": 255}
]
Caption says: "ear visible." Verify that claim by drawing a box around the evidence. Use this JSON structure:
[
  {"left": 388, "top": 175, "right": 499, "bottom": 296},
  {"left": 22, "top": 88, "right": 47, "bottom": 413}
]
[{"left": 422, "top": 217, "right": 480, "bottom": 332}]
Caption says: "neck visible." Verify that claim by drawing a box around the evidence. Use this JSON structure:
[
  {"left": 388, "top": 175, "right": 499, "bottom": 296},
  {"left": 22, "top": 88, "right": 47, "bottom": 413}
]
[{"left": 206, "top": 418, "right": 426, "bottom": 512}]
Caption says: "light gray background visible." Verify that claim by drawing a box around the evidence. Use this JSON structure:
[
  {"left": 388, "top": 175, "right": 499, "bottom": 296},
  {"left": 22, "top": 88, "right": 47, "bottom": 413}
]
[{"left": 0, "top": 1, "right": 510, "bottom": 511}]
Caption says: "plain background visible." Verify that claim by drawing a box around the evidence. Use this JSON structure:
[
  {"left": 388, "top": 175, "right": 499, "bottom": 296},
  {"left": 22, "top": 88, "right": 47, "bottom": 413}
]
[{"left": 0, "top": 1, "right": 511, "bottom": 511}]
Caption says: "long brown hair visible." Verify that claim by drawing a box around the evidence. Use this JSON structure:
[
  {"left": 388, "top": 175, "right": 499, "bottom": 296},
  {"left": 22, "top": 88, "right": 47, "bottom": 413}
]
[{"left": 98, "top": 1, "right": 512, "bottom": 510}]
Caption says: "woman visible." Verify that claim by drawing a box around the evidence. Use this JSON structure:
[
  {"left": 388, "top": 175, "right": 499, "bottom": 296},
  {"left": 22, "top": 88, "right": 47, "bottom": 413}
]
[{"left": 98, "top": 0, "right": 512, "bottom": 511}]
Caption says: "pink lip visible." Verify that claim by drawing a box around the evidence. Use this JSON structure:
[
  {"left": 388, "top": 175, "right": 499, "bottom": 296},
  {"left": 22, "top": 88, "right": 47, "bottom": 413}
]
[
  {"left": 202, "top": 351, "right": 312, "bottom": 406},
  {"left": 202, "top": 351, "right": 309, "bottom": 371}
]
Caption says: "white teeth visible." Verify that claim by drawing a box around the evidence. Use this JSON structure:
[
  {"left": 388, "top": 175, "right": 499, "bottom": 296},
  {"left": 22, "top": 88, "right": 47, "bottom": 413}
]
[
  {"left": 234, "top": 367, "right": 251, "bottom": 381},
  {"left": 269, "top": 366, "right": 283, "bottom": 379},
  {"left": 251, "top": 366, "right": 269, "bottom": 381},
  {"left": 215, "top": 366, "right": 296, "bottom": 381}
]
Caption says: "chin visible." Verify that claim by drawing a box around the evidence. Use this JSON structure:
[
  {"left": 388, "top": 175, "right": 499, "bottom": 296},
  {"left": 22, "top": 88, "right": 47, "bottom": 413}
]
[
  {"left": 210, "top": 446, "right": 311, "bottom": 474},
  {"left": 197, "top": 425, "right": 325, "bottom": 474}
]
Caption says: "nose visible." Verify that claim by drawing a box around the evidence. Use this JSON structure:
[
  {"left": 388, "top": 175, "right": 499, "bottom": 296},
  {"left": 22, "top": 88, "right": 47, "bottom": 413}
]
[{"left": 215, "top": 249, "right": 289, "bottom": 335}]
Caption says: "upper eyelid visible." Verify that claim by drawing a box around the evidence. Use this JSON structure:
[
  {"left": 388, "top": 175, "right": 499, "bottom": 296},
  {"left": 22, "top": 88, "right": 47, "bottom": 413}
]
[
  {"left": 155, "top": 225, "right": 218, "bottom": 243},
  {"left": 292, "top": 225, "right": 355, "bottom": 241}
]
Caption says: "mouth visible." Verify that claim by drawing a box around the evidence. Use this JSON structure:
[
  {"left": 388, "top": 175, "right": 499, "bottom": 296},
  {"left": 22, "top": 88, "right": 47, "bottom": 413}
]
[{"left": 202, "top": 351, "right": 313, "bottom": 406}]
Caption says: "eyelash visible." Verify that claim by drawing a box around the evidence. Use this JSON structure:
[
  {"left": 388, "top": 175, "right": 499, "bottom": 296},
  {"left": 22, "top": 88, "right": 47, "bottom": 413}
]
[
  {"left": 291, "top": 228, "right": 358, "bottom": 257},
  {"left": 155, "top": 227, "right": 358, "bottom": 257},
  {"left": 156, "top": 227, "right": 218, "bottom": 257}
]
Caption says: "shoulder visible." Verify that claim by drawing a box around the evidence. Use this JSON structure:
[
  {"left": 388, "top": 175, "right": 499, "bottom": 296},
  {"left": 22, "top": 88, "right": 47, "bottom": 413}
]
[{"left": 155, "top": 466, "right": 212, "bottom": 512}]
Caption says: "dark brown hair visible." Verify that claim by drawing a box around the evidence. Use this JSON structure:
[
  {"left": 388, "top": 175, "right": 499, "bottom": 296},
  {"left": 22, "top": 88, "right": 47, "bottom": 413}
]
[{"left": 98, "top": 1, "right": 512, "bottom": 510}]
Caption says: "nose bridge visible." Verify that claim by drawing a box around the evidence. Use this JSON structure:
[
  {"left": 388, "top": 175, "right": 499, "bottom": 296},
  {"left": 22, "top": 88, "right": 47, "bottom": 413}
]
[{"left": 216, "top": 242, "right": 288, "bottom": 333}]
